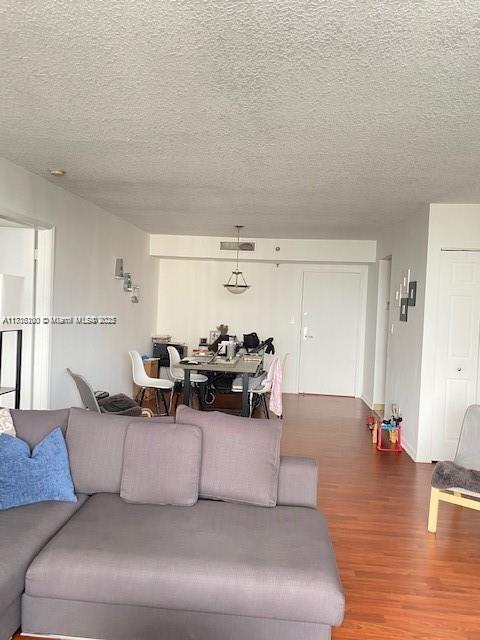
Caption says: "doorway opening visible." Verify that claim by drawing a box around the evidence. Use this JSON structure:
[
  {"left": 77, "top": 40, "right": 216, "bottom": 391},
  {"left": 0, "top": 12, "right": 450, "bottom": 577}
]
[
  {"left": 373, "top": 256, "right": 392, "bottom": 412},
  {"left": 0, "top": 213, "right": 54, "bottom": 409}
]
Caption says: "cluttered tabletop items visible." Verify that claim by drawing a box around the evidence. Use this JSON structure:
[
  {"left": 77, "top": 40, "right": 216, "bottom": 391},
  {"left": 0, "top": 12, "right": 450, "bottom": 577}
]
[
  {"left": 153, "top": 325, "right": 275, "bottom": 417},
  {"left": 178, "top": 326, "right": 273, "bottom": 372},
  {"left": 155, "top": 324, "right": 274, "bottom": 369},
  {"left": 179, "top": 353, "right": 263, "bottom": 373}
]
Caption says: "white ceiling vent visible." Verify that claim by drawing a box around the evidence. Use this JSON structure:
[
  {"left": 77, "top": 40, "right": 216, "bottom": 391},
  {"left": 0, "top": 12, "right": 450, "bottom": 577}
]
[{"left": 220, "top": 241, "right": 255, "bottom": 252}]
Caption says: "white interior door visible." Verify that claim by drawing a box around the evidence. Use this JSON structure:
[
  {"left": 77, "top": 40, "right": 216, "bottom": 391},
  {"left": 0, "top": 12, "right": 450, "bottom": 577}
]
[
  {"left": 299, "top": 270, "right": 361, "bottom": 396},
  {"left": 432, "top": 251, "right": 480, "bottom": 461}
]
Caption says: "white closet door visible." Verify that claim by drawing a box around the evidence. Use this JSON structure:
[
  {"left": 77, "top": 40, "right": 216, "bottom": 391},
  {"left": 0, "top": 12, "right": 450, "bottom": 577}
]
[
  {"left": 432, "top": 251, "right": 480, "bottom": 461},
  {"left": 299, "top": 271, "right": 361, "bottom": 396}
]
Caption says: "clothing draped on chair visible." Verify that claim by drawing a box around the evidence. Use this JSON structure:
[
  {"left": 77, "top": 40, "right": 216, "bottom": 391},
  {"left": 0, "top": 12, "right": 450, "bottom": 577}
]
[{"left": 266, "top": 356, "right": 283, "bottom": 417}]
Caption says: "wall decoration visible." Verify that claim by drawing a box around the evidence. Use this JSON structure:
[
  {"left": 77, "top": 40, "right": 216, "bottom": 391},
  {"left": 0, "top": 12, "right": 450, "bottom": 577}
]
[
  {"left": 401, "top": 269, "right": 411, "bottom": 289},
  {"left": 123, "top": 272, "right": 133, "bottom": 292},
  {"left": 114, "top": 258, "right": 124, "bottom": 279},
  {"left": 114, "top": 260, "right": 141, "bottom": 303},
  {"left": 408, "top": 281, "right": 417, "bottom": 306},
  {"left": 131, "top": 285, "right": 140, "bottom": 304},
  {"left": 400, "top": 297, "right": 409, "bottom": 322}
]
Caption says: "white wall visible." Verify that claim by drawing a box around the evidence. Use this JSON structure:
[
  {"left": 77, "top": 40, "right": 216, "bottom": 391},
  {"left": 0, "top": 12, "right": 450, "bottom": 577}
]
[
  {"left": 156, "top": 258, "right": 368, "bottom": 395},
  {"left": 363, "top": 210, "right": 429, "bottom": 460},
  {"left": 364, "top": 204, "right": 480, "bottom": 462},
  {"left": 0, "top": 157, "right": 158, "bottom": 408},
  {"left": 417, "top": 204, "right": 480, "bottom": 461}
]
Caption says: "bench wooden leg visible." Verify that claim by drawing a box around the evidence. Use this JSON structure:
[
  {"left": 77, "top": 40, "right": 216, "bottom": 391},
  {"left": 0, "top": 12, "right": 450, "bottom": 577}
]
[{"left": 428, "top": 487, "right": 440, "bottom": 533}]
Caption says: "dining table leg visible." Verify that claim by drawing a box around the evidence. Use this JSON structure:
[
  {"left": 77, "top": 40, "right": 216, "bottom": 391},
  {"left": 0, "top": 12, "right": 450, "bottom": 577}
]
[
  {"left": 183, "top": 369, "right": 191, "bottom": 407},
  {"left": 241, "top": 372, "right": 249, "bottom": 417}
]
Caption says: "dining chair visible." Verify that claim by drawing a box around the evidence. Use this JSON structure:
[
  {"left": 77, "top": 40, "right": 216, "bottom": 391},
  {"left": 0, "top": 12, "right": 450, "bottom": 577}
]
[
  {"left": 167, "top": 345, "right": 208, "bottom": 411},
  {"left": 428, "top": 404, "right": 480, "bottom": 533},
  {"left": 67, "top": 367, "right": 145, "bottom": 417},
  {"left": 232, "top": 353, "right": 288, "bottom": 418},
  {"left": 128, "top": 350, "right": 174, "bottom": 416}
]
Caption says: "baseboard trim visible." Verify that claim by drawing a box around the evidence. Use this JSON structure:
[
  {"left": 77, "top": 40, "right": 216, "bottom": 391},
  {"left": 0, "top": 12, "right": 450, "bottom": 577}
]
[
  {"left": 360, "top": 394, "right": 373, "bottom": 409},
  {"left": 401, "top": 437, "right": 417, "bottom": 462}
]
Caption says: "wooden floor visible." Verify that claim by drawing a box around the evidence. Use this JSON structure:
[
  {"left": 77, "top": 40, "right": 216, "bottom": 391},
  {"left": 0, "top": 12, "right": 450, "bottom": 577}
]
[
  {"left": 16, "top": 394, "right": 480, "bottom": 640},
  {"left": 280, "top": 395, "right": 480, "bottom": 640}
]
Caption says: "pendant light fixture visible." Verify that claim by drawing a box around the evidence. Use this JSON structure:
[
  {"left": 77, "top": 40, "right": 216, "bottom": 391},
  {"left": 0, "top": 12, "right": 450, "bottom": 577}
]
[{"left": 223, "top": 225, "right": 250, "bottom": 294}]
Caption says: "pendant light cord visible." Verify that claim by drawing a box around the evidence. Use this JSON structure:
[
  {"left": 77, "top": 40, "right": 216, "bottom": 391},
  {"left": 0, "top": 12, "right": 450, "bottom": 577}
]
[{"left": 236, "top": 226, "right": 240, "bottom": 272}]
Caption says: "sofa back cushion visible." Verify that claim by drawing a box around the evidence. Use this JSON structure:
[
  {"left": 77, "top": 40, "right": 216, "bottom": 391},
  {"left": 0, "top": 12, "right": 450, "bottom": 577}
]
[
  {"left": 66, "top": 408, "right": 174, "bottom": 494},
  {"left": 10, "top": 409, "right": 70, "bottom": 448},
  {"left": 176, "top": 405, "right": 282, "bottom": 507},
  {"left": 121, "top": 423, "right": 202, "bottom": 506},
  {"left": 66, "top": 408, "right": 130, "bottom": 494}
]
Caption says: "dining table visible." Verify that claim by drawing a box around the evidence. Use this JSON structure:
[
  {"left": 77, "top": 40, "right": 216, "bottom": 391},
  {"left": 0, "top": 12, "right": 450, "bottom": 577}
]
[{"left": 176, "top": 353, "right": 263, "bottom": 417}]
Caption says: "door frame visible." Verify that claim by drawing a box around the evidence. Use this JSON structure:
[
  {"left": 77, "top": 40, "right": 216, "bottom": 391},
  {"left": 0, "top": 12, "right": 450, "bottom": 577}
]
[
  {"left": 0, "top": 207, "right": 55, "bottom": 409},
  {"left": 372, "top": 256, "right": 392, "bottom": 410},
  {"left": 297, "top": 264, "right": 368, "bottom": 397}
]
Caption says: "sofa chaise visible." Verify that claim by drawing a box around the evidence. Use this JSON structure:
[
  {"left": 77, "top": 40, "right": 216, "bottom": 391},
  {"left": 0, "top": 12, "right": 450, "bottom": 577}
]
[{"left": 1, "top": 405, "right": 344, "bottom": 640}]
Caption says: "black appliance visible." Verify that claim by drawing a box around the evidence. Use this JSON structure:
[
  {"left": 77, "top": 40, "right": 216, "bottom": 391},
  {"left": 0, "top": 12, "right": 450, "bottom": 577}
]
[{"left": 152, "top": 341, "right": 187, "bottom": 367}]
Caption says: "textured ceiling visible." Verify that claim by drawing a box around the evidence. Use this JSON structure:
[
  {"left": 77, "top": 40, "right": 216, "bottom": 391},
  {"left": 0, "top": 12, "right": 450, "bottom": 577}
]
[{"left": 1, "top": 1, "right": 480, "bottom": 239}]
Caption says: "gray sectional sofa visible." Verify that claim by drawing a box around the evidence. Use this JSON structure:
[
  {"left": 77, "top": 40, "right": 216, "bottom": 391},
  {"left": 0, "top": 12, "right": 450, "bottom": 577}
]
[{"left": 0, "top": 406, "right": 344, "bottom": 640}]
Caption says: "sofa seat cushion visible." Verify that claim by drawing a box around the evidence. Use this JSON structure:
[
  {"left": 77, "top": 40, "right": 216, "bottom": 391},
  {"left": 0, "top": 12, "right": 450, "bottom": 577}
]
[
  {"left": 0, "top": 494, "right": 88, "bottom": 614},
  {"left": 25, "top": 493, "right": 344, "bottom": 626}
]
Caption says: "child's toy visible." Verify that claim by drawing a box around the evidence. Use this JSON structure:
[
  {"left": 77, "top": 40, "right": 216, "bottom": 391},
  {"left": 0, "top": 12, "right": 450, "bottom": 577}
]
[
  {"left": 376, "top": 416, "right": 402, "bottom": 452},
  {"left": 366, "top": 415, "right": 379, "bottom": 444},
  {"left": 389, "top": 429, "right": 398, "bottom": 445}
]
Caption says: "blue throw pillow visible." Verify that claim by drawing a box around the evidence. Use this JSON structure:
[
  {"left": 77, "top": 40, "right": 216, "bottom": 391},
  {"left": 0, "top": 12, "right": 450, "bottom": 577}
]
[{"left": 0, "top": 427, "right": 77, "bottom": 510}]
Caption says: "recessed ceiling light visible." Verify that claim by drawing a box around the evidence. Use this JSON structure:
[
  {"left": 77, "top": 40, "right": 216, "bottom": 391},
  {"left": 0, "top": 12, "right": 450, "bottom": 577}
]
[{"left": 49, "top": 168, "right": 66, "bottom": 177}]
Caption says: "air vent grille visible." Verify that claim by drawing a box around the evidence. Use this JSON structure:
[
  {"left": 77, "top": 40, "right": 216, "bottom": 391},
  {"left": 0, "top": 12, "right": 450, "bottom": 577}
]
[{"left": 220, "top": 241, "right": 255, "bottom": 252}]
